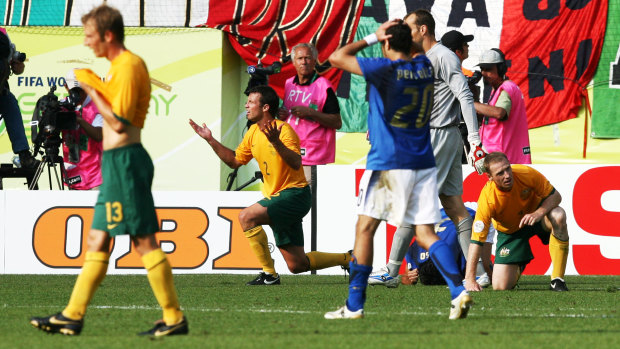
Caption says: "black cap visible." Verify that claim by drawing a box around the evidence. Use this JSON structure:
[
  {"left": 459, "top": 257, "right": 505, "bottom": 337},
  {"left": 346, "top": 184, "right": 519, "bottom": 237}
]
[{"left": 441, "top": 30, "right": 474, "bottom": 52}]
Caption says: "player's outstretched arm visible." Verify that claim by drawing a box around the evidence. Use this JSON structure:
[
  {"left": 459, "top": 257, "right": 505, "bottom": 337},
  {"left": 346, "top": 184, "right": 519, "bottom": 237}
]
[{"left": 189, "top": 118, "right": 241, "bottom": 169}]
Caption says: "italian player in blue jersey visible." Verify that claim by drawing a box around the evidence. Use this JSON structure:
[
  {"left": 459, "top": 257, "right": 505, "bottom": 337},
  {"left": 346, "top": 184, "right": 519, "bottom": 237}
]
[{"left": 325, "top": 19, "right": 473, "bottom": 320}]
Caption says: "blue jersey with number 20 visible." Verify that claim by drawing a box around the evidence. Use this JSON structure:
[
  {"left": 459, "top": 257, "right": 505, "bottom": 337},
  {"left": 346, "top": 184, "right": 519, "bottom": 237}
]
[{"left": 357, "top": 56, "right": 435, "bottom": 170}]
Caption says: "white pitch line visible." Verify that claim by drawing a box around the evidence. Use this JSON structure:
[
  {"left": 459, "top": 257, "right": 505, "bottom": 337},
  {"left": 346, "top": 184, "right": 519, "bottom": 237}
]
[{"left": 8, "top": 304, "right": 615, "bottom": 318}]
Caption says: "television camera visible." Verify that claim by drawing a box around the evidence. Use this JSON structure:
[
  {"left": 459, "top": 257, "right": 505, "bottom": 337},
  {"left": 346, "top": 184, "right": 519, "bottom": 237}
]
[{"left": 29, "top": 85, "right": 79, "bottom": 189}]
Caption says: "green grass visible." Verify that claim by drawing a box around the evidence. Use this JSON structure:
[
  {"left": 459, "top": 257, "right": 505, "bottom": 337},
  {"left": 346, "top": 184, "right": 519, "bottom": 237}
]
[{"left": 1, "top": 274, "right": 618, "bottom": 348}]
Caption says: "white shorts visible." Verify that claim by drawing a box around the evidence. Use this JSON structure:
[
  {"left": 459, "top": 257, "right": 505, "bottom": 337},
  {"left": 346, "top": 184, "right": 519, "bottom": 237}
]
[{"left": 356, "top": 168, "right": 441, "bottom": 227}]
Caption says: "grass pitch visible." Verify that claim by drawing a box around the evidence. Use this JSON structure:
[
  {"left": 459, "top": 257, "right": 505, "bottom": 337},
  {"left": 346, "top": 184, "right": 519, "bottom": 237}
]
[{"left": 1, "top": 274, "right": 618, "bottom": 348}]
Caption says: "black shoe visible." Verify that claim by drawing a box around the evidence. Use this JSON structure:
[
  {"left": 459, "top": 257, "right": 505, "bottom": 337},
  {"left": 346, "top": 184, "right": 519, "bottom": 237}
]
[
  {"left": 18, "top": 150, "right": 39, "bottom": 169},
  {"left": 246, "top": 272, "right": 280, "bottom": 285},
  {"left": 30, "top": 312, "right": 83, "bottom": 335},
  {"left": 550, "top": 277, "right": 569, "bottom": 291},
  {"left": 139, "top": 316, "right": 189, "bottom": 337}
]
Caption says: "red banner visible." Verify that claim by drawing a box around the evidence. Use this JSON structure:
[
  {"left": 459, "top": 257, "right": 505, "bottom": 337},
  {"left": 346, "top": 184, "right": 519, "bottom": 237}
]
[
  {"left": 500, "top": 0, "right": 607, "bottom": 128},
  {"left": 205, "top": 0, "right": 365, "bottom": 98}
]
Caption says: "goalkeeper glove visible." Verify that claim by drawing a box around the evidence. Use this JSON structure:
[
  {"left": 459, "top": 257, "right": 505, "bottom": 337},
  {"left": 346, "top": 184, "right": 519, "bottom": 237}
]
[{"left": 467, "top": 143, "right": 488, "bottom": 175}]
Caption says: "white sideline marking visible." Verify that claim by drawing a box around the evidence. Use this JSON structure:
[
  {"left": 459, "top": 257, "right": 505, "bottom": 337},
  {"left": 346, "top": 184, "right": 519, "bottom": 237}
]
[{"left": 8, "top": 304, "right": 615, "bottom": 318}]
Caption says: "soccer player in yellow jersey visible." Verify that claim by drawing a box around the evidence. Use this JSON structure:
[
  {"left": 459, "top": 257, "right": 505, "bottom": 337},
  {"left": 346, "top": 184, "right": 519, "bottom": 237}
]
[
  {"left": 465, "top": 152, "right": 570, "bottom": 292},
  {"left": 190, "top": 85, "right": 351, "bottom": 285},
  {"left": 30, "top": 4, "right": 187, "bottom": 337}
]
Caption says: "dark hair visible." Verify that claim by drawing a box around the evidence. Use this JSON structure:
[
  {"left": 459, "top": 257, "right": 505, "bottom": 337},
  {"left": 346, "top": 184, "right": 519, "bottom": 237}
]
[
  {"left": 247, "top": 85, "right": 279, "bottom": 116},
  {"left": 81, "top": 4, "right": 125, "bottom": 44},
  {"left": 405, "top": 9, "right": 435, "bottom": 36},
  {"left": 385, "top": 21, "right": 413, "bottom": 55},
  {"left": 418, "top": 260, "right": 446, "bottom": 285},
  {"left": 483, "top": 151, "right": 509, "bottom": 174}
]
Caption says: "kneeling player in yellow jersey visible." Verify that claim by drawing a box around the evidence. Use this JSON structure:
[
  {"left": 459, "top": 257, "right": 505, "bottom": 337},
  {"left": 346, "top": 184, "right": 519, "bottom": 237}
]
[
  {"left": 465, "top": 152, "right": 570, "bottom": 292},
  {"left": 190, "top": 85, "right": 351, "bottom": 285}
]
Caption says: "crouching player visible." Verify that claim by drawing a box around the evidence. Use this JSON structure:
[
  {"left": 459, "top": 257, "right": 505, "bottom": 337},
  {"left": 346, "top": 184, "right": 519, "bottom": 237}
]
[
  {"left": 465, "top": 152, "right": 570, "bottom": 291},
  {"left": 189, "top": 85, "right": 350, "bottom": 285}
]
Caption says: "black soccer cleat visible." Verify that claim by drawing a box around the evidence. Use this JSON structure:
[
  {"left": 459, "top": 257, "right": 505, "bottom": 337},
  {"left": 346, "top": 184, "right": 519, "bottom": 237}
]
[
  {"left": 246, "top": 272, "right": 280, "bottom": 285},
  {"left": 30, "top": 312, "right": 83, "bottom": 336},
  {"left": 139, "top": 316, "right": 189, "bottom": 337},
  {"left": 550, "top": 277, "right": 569, "bottom": 292}
]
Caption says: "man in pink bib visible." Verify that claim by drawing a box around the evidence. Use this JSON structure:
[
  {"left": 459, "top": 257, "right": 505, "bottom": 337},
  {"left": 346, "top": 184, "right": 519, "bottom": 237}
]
[
  {"left": 474, "top": 49, "right": 531, "bottom": 164},
  {"left": 280, "top": 43, "right": 342, "bottom": 182}
]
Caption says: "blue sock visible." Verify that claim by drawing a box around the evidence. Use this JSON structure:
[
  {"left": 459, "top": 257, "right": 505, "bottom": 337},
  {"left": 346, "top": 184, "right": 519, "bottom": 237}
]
[
  {"left": 429, "top": 240, "right": 466, "bottom": 299},
  {"left": 345, "top": 260, "right": 372, "bottom": 311}
]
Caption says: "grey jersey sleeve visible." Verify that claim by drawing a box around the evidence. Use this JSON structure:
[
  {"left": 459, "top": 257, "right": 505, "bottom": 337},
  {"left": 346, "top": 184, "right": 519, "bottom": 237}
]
[{"left": 428, "top": 44, "right": 480, "bottom": 144}]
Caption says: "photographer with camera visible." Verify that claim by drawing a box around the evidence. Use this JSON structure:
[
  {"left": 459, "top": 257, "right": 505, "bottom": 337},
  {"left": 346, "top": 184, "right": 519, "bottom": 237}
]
[
  {"left": 474, "top": 49, "right": 531, "bottom": 164},
  {"left": 61, "top": 69, "right": 103, "bottom": 190},
  {"left": 0, "top": 28, "right": 37, "bottom": 169},
  {"left": 278, "top": 43, "right": 341, "bottom": 183}
]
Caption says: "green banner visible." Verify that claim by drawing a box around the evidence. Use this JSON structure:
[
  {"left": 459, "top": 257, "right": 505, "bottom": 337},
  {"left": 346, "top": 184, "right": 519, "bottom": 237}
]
[
  {"left": 591, "top": 0, "right": 620, "bottom": 138},
  {"left": 336, "top": 8, "right": 384, "bottom": 133}
]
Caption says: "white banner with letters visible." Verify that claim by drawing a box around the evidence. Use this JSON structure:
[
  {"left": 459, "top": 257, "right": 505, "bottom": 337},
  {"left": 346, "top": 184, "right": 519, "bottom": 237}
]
[{"left": 0, "top": 165, "right": 618, "bottom": 275}]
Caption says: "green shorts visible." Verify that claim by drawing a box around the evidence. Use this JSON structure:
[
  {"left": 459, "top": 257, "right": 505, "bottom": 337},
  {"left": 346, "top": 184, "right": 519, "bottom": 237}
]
[
  {"left": 495, "top": 221, "right": 550, "bottom": 266},
  {"left": 259, "top": 186, "right": 311, "bottom": 247},
  {"left": 92, "top": 144, "right": 159, "bottom": 237}
]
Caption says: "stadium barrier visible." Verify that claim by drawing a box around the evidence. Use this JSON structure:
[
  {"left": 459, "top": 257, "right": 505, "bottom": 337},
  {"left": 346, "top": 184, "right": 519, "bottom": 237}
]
[{"left": 0, "top": 165, "right": 618, "bottom": 275}]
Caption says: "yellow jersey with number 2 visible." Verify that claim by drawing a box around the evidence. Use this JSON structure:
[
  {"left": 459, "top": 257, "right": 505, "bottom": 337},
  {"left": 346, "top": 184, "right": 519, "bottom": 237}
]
[{"left": 235, "top": 120, "right": 307, "bottom": 198}]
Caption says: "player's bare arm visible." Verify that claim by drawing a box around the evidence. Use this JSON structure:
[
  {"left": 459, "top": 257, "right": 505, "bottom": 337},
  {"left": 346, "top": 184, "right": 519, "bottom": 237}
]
[
  {"left": 261, "top": 121, "right": 302, "bottom": 170},
  {"left": 189, "top": 118, "right": 241, "bottom": 169},
  {"left": 465, "top": 243, "right": 483, "bottom": 291},
  {"left": 519, "top": 190, "right": 562, "bottom": 228}
]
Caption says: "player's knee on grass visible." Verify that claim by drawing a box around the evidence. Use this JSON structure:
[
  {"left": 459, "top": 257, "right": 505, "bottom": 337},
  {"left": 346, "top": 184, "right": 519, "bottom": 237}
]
[
  {"left": 280, "top": 246, "right": 311, "bottom": 274},
  {"left": 492, "top": 264, "right": 520, "bottom": 290}
]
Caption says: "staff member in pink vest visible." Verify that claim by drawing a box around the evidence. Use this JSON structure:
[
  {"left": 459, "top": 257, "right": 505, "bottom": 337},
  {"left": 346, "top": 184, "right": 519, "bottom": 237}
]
[
  {"left": 474, "top": 49, "right": 531, "bottom": 164},
  {"left": 62, "top": 69, "right": 103, "bottom": 189},
  {"left": 279, "top": 43, "right": 342, "bottom": 182}
]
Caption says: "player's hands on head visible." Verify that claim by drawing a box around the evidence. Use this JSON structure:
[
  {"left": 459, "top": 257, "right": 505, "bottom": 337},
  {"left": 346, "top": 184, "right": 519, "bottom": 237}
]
[
  {"left": 189, "top": 118, "right": 212, "bottom": 141},
  {"left": 376, "top": 18, "right": 400, "bottom": 42}
]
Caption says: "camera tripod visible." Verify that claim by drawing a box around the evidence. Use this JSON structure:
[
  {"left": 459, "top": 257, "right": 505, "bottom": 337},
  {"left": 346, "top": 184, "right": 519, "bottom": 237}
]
[{"left": 29, "top": 146, "right": 68, "bottom": 190}]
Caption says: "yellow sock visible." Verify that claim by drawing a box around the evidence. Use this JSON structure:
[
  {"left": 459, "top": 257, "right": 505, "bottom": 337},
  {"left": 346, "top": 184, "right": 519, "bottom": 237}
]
[
  {"left": 62, "top": 251, "right": 109, "bottom": 320},
  {"left": 142, "top": 248, "right": 184, "bottom": 326},
  {"left": 306, "top": 251, "right": 352, "bottom": 270},
  {"left": 549, "top": 235, "right": 569, "bottom": 280},
  {"left": 244, "top": 226, "right": 276, "bottom": 275}
]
